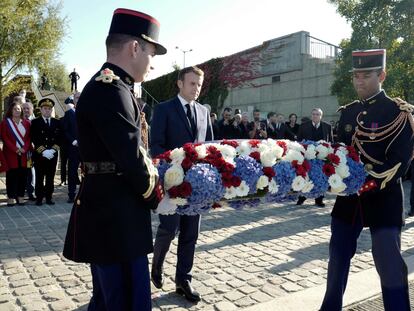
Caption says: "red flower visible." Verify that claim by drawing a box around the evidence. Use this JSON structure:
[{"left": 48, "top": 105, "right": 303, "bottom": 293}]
[
  {"left": 263, "top": 167, "right": 276, "bottom": 179},
  {"left": 231, "top": 176, "right": 242, "bottom": 187},
  {"left": 212, "top": 202, "right": 222, "bottom": 209},
  {"left": 221, "top": 172, "right": 233, "bottom": 180},
  {"left": 168, "top": 187, "right": 179, "bottom": 198},
  {"left": 157, "top": 150, "right": 171, "bottom": 162},
  {"left": 322, "top": 164, "right": 336, "bottom": 176},
  {"left": 249, "top": 140, "right": 261, "bottom": 148},
  {"left": 327, "top": 153, "right": 340, "bottom": 165},
  {"left": 222, "top": 162, "right": 235, "bottom": 173},
  {"left": 291, "top": 160, "right": 299, "bottom": 168},
  {"left": 349, "top": 152, "right": 360, "bottom": 162},
  {"left": 222, "top": 178, "right": 233, "bottom": 188},
  {"left": 296, "top": 166, "right": 307, "bottom": 177},
  {"left": 221, "top": 140, "right": 239, "bottom": 148},
  {"left": 181, "top": 157, "right": 193, "bottom": 170},
  {"left": 322, "top": 143, "right": 330, "bottom": 148},
  {"left": 276, "top": 141, "right": 287, "bottom": 156},
  {"left": 302, "top": 160, "right": 311, "bottom": 171},
  {"left": 249, "top": 151, "right": 261, "bottom": 161},
  {"left": 168, "top": 182, "right": 192, "bottom": 198}
]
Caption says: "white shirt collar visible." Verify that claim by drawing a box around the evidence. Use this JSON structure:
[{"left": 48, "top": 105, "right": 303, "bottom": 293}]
[
  {"left": 178, "top": 94, "right": 194, "bottom": 109},
  {"left": 312, "top": 122, "right": 320, "bottom": 128},
  {"left": 42, "top": 116, "right": 50, "bottom": 123}
]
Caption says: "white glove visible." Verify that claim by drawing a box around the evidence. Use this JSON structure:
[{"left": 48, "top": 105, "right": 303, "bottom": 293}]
[
  {"left": 49, "top": 149, "right": 56, "bottom": 155},
  {"left": 42, "top": 150, "right": 54, "bottom": 160},
  {"left": 72, "top": 140, "right": 78, "bottom": 146}
]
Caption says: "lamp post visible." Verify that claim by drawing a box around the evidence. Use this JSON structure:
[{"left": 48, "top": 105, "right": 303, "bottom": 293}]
[{"left": 176, "top": 46, "right": 193, "bottom": 68}]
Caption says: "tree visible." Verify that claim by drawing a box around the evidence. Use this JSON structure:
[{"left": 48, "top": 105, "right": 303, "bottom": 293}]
[
  {"left": 0, "top": 0, "right": 66, "bottom": 115},
  {"left": 38, "top": 59, "right": 71, "bottom": 92},
  {"left": 329, "top": 0, "right": 414, "bottom": 104}
]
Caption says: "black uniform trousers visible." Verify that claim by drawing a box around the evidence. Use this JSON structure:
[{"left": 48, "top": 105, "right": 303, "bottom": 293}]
[
  {"left": 320, "top": 216, "right": 409, "bottom": 311},
  {"left": 71, "top": 80, "right": 77, "bottom": 92},
  {"left": 88, "top": 255, "right": 151, "bottom": 311},
  {"left": 6, "top": 157, "right": 28, "bottom": 198},
  {"left": 410, "top": 164, "right": 414, "bottom": 214},
  {"left": 34, "top": 157, "right": 58, "bottom": 201},
  {"left": 152, "top": 214, "right": 200, "bottom": 284}
]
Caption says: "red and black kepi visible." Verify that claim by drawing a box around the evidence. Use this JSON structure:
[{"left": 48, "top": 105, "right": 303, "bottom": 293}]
[
  {"left": 109, "top": 8, "right": 167, "bottom": 55},
  {"left": 351, "top": 49, "right": 386, "bottom": 72}
]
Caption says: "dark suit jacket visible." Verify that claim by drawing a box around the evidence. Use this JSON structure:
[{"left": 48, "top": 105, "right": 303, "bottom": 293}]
[
  {"left": 62, "top": 109, "right": 78, "bottom": 148},
  {"left": 150, "top": 96, "right": 213, "bottom": 157},
  {"left": 267, "top": 122, "right": 288, "bottom": 139},
  {"left": 31, "top": 117, "right": 61, "bottom": 163},
  {"left": 297, "top": 121, "right": 333, "bottom": 142}
]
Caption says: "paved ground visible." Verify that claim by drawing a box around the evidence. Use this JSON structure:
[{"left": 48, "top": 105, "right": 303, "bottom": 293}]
[{"left": 0, "top": 175, "right": 414, "bottom": 311}]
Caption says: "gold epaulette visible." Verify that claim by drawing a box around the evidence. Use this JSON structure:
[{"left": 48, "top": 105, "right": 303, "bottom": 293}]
[
  {"left": 36, "top": 146, "right": 46, "bottom": 154},
  {"left": 393, "top": 97, "right": 414, "bottom": 113},
  {"left": 337, "top": 100, "right": 359, "bottom": 112},
  {"left": 95, "top": 68, "right": 120, "bottom": 84}
]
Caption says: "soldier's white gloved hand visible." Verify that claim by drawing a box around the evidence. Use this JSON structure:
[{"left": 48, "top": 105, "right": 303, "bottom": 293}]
[
  {"left": 72, "top": 140, "right": 78, "bottom": 146},
  {"left": 49, "top": 149, "right": 56, "bottom": 155},
  {"left": 42, "top": 150, "right": 50, "bottom": 159}
]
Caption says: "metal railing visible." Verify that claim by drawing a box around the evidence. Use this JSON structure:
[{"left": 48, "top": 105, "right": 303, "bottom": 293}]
[{"left": 307, "top": 35, "right": 341, "bottom": 59}]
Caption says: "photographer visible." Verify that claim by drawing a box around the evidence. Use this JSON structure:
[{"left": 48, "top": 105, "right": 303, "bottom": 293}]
[
  {"left": 248, "top": 108, "right": 267, "bottom": 139},
  {"left": 218, "top": 107, "right": 240, "bottom": 139}
]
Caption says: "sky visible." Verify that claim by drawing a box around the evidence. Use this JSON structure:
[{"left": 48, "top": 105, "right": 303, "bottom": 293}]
[{"left": 59, "top": 0, "right": 352, "bottom": 90}]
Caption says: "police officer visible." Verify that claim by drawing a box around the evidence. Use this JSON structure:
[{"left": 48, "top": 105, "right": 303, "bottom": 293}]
[
  {"left": 320, "top": 49, "right": 414, "bottom": 311},
  {"left": 31, "top": 98, "right": 61, "bottom": 206},
  {"left": 63, "top": 8, "right": 166, "bottom": 311}
]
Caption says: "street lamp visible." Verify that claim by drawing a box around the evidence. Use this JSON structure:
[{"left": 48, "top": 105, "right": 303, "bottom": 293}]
[{"left": 176, "top": 46, "right": 193, "bottom": 68}]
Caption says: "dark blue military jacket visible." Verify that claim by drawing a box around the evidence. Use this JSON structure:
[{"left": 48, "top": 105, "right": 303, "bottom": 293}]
[
  {"left": 332, "top": 91, "right": 414, "bottom": 227},
  {"left": 63, "top": 63, "right": 157, "bottom": 263}
]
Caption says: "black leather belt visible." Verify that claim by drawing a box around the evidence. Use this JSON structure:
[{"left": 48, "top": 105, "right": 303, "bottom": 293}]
[{"left": 83, "top": 161, "right": 119, "bottom": 175}]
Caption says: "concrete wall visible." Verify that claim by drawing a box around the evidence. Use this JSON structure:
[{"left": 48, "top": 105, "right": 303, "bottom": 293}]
[{"left": 222, "top": 31, "right": 339, "bottom": 123}]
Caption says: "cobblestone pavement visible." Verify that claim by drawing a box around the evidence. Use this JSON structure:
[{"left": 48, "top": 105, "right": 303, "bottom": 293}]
[{"left": 1, "top": 175, "right": 414, "bottom": 311}]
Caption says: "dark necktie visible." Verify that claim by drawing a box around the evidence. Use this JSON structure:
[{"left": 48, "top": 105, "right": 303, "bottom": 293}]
[
  {"left": 185, "top": 104, "right": 197, "bottom": 138},
  {"left": 46, "top": 118, "right": 50, "bottom": 126}
]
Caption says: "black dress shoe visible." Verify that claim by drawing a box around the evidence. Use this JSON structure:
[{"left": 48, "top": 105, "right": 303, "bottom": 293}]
[
  {"left": 296, "top": 196, "right": 306, "bottom": 205},
  {"left": 46, "top": 200, "right": 55, "bottom": 205},
  {"left": 315, "top": 199, "right": 325, "bottom": 207},
  {"left": 36, "top": 200, "right": 43, "bottom": 206},
  {"left": 151, "top": 271, "right": 164, "bottom": 289},
  {"left": 176, "top": 280, "right": 201, "bottom": 302},
  {"left": 28, "top": 196, "right": 37, "bottom": 201}
]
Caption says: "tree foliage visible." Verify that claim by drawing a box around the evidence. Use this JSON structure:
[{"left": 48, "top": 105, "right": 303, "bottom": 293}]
[
  {"left": 0, "top": 0, "right": 66, "bottom": 115},
  {"left": 329, "top": 0, "right": 414, "bottom": 104},
  {"left": 38, "top": 59, "right": 71, "bottom": 92}
]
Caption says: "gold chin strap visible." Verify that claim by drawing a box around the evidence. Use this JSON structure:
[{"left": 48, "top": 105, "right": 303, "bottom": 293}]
[{"left": 366, "top": 162, "right": 401, "bottom": 190}]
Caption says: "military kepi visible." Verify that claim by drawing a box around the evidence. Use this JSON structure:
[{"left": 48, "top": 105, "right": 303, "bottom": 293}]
[
  {"left": 351, "top": 49, "right": 386, "bottom": 72},
  {"left": 38, "top": 98, "right": 55, "bottom": 108},
  {"left": 109, "top": 8, "right": 167, "bottom": 55}
]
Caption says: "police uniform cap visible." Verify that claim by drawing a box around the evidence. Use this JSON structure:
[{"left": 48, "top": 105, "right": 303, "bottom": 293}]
[
  {"left": 351, "top": 49, "right": 386, "bottom": 72},
  {"left": 39, "top": 98, "right": 55, "bottom": 108},
  {"left": 109, "top": 8, "right": 167, "bottom": 55}
]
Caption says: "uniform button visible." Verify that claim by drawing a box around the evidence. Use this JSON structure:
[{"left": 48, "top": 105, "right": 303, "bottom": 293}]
[
  {"left": 363, "top": 111, "right": 367, "bottom": 115},
  {"left": 360, "top": 142, "right": 364, "bottom": 145},
  {"left": 360, "top": 121, "right": 364, "bottom": 125}
]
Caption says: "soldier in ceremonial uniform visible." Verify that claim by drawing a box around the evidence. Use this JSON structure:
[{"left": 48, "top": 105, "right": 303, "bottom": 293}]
[
  {"left": 62, "top": 8, "right": 166, "bottom": 311},
  {"left": 320, "top": 49, "right": 413, "bottom": 311},
  {"left": 31, "top": 98, "right": 61, "bottom": 206}
]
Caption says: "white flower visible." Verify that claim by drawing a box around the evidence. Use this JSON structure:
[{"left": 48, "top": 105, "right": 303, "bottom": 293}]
[
  {"left": 170, "top": 148, "right": 185, "bottom": 165},
  {"left": 216, "top": 144, "right": 236, "bottom": 160},
  {"left": 302, "top": 181, "right": 314, "bottom": 193},
  {"left": 156, "top": 194, "right": 178, "bottom": 215},
  {"left": 235, "top": 181, "right": 250, "bottom": 197},
  {"left": 336, "top": 164, "right": 350, "bottom": 178},
  {"left": 292, "top": 176, "right": 306, "bottom": 191},
  {"left": 315, "top": 145, "right": 329, "bottom": 160},
  {"left": 236, "top": 141, "right": 252, "bottom": 157},
  {"left": 287, "top": 141, "right": 306, "bottom": 153},
  {"left": 268, "top": 179, "right": 279, "bottom": 194},
  {"left": 224, "top": 187, "right": 238, "bottom": 199},
  {"left": 195, "top": 145, "right": 207, "bottom": 159},
  {"left": 272, "top": 145, "right": 284, "bottom": 159},
  {"left": 304, "top": 145, "right": 317, "bottom": 160},
  {"left": 283, "top": 150, "right": 304, "bottom": 164},
  {"left": 170, "top": 197, "right": 188, "bottom": 206},
  {"left": 256, "top": 175, "right": 269, "bottom": 190},
  {"left": 328, "top": 174, "right": 347, "bottom": 193},
  {"left": 164, "top": 165, "right": 185, "bottom": 190},
  {"left": 260, "top": 149, "right": 277, "bottom": 167},
  {"left": 336, "top": 151, "right": 347, "bottom": 166}
]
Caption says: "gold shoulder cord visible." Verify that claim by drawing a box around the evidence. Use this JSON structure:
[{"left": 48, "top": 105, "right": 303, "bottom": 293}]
[{"left": 140, "top": 112, "right": 149, "bottom": 151}]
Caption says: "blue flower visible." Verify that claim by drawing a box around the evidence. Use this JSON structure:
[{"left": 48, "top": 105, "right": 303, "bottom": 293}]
[
  {"left": 233, "top": 156, "right": 263, "bottom": 194},
  {"left": 157, "top": 161, "right": 171, "bottom": 184},
  {"left": 306, "top": 159, "right": 329, "bottom": 198},
  {"left": 343, "top": 158, "right": 366, "bottom": 194},
  {"left": 264, "top": 161, "right": 296, "bottom": 201}
]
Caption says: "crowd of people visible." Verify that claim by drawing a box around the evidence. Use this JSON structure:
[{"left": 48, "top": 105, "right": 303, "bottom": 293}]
[{"left": 0, "top": 91, "right": 80, "bottom": 206}]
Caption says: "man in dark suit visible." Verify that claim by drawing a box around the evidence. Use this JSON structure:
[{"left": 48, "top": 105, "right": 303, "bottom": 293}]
[
  {"left": 31, "top": 98, "right": 61, "bottom": 206},
  {"left": 320, "top": 49, "right": 413, "bottom": 311},
  {"left": 297, "top": 108, "right": 333, "bottom": 207},
  {"left": 150, "top": 66, "right": 213, "bottom": 303},
  {"left": 63, "top": 9, "right": 166, "bottom": 311},
  {"left": 62, "top": 91, "right": 81, "bottom": 203}
]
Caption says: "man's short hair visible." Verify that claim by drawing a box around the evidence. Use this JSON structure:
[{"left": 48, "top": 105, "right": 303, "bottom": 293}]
[
  {"left": 105, "top": 34, "right": 147, "bottom": 53},
  {"left": 267, "top": 112, "right": 275, "bottom": 119},
  {"left": 275, "top": 113, "right": 283, "bottom": 118},
  {"left": 223, "top": 107, "right": 232, "bottom": 113},
  {"left": 312, "top": 108, "right": 323, "bottom": 116},
  {"left": 177, "top": 66, "right": 204, "bottom": 82},
  {"left": 253, "top": 108, "right": 260, "bottom": 113}
]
